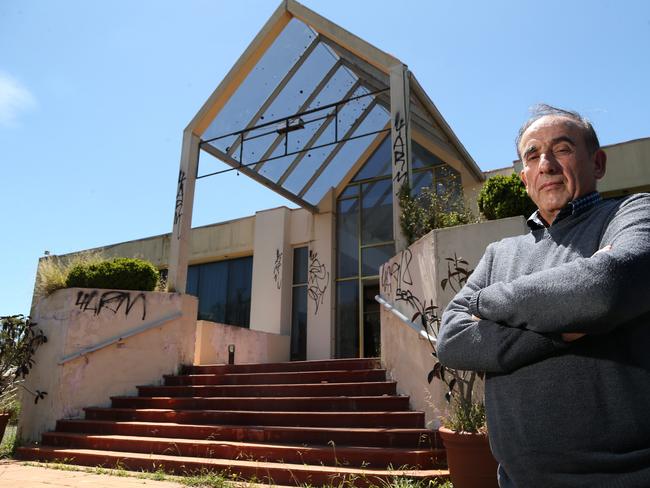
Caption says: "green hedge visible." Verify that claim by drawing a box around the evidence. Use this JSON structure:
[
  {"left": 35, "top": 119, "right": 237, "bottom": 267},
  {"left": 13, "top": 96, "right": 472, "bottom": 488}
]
[
  {"left": 65, "top": 257, "right": 159, "bottom": 291},
  {"left": 477, "top": 173, "right": 537, "bottom": 220}
]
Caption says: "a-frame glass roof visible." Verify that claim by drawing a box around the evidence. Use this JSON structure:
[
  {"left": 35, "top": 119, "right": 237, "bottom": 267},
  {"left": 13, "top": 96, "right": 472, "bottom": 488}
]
[{"left": 197, "top": 15, "right": 391, "bottom": 211}]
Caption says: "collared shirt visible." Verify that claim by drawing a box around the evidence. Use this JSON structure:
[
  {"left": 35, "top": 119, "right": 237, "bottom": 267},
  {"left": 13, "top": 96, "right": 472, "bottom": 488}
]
[{"left": 527, "top": 191, "right": 602, "bottom": 230}]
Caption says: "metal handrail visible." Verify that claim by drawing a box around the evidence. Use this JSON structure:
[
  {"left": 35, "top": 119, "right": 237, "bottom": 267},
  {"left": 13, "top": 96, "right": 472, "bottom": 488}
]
[
  {"left": 58, "top": 311, "right": 183, "bottom": 365},
  {"left": 375, "top": 294, "right": 436, "bottom": 344}
]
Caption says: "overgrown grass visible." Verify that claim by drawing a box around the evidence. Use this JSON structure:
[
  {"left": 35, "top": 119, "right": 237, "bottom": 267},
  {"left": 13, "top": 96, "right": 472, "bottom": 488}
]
[
  {"left": 34, "top": 251, "right": 104, "bottom": 298},
  {"left": 19, "top": 461, "right": 453, "bottom": 488},
  {"left": 0, "top": 425, "right": 17, "bottom": 458}
]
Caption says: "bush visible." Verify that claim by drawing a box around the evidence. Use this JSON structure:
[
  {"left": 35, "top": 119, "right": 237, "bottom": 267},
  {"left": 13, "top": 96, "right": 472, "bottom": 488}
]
[
  {"left": 65, "top": 257, "right": 159, "bottom": 291},
  {"left": 477, "top": 173, "right": 537, "bottom": 220},
  {"left": 399, "top": 180, "right": 476, "bottom": 244}
]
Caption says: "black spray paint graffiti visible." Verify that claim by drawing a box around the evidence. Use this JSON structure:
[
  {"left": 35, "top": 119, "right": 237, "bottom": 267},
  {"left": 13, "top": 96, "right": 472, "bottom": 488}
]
[
  {"left": 75, "top": 290, "right": 147, "bottom": 321},
  {"left": 380, "top": 248, "right": 438, "bottom": 333},
  {"left": 272, "top": 249, "right": 283, "bottom": 290},
  {"left": 174, "top": 169, "right": 186, "bottom": 236},
  {"left": 308, "top": 250, "right": 329, "bottom": 315},
  {"left": 392, "top": 112, "right": 408, "bottom": 186}
]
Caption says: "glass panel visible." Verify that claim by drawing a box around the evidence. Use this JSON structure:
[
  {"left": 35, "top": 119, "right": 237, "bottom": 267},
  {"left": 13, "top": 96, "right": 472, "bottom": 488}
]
[
  {"left": 258, "top": 146, "right": 298, "bottom": 182},
  {"left": 351, "top": 135, "right": 391, "bottom": 181},
  {"left": 337, "top": 198, "right": 359, "bottom": 278},
  {"left": 361, "top": 178, "right": 393, "bottom": 245},
  {"left": 412, "top": 140, "right": 444, "bottom": 169},
  {"left": 187, "top": 257, "right": 253, "bottom": 327},
  {"left": 361, "top": 244, "right": 395, "bottom": 277},
  {"left": 336, "top": 86, "right": 372, "bottom": 136},
  {"left": 411, "top": 170, "right": 433, "bottom": 196},
  {"left": 225, "top": 257, "right": 253, "bottom": 327},
  {"left": 293, "top": 246, "right": 308, "bottom": 284},
  {"left": 302, "top": 104, "right": 389, "bottom": 204},
  {"left": 260, "top": 43, "right": 337, "bottom": 123},
  {"left": 363, "top": 283, "right": 381, "bottom": 358},
  {"left": 283, "top": 126, "right": 335, "bottom": 194},
  {"left": 291, "top": 285, "right": 308, "bottom": 361},
  {"left": 335, "top": 280, "right": 359, "bottom": 358},
  {"left": 186, "top": 266, "right": 199, "bottom": 297},
  {"left": 202, "top": 18, "right": 316, "bottom": 142},
  {"left": 198, "top": 261, "right": 228, "bottom": 323},
  {"left": 435, "top": 164, "right": 459, "bottom": 179},
  {"left": 240, "top": 127, "right": 278, "bottom": 165},
  {"left": 339, "top": 185, "right": 358, "bottom": 198},
  {"left": 306, "top": 65, "right": 357, "bottom": 111}
]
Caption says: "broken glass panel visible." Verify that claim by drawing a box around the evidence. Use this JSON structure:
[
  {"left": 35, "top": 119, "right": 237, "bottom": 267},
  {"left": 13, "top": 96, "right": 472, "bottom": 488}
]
[{"left": 202, "top": 18, "right": 316, "bottom": 143}]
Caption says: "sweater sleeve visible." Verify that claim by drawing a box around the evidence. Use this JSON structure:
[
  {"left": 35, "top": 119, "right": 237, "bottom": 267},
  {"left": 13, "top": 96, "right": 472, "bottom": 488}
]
[
  {"left": 471, "top": 194, "right": 650, "bottom": 334},
  {"left": 437, "top": 244, "right": 567, "bottom": 373}
]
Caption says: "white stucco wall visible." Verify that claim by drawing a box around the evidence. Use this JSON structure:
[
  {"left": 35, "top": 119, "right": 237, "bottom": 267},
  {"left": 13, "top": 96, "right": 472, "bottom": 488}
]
[
  {"left": 194, "top": 320, "right": 290, "bottom": 365},
  {"left": 250, "top": 207, "right": 292, "bottom": 335},
  {"left": 379, "top": 217, "right": 528, "bottom": 427},
  {"left": 19, "top": 288, "right": 197, "bottom": 442}
]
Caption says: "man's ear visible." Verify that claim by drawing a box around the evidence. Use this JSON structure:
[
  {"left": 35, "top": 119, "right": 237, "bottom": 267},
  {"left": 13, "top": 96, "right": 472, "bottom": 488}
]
[
  {"left": 520, "top": 169, "right": 529, "bottom": 191},
  {"left": 593, "top": 149, "right": 607, "bottom": 180}
]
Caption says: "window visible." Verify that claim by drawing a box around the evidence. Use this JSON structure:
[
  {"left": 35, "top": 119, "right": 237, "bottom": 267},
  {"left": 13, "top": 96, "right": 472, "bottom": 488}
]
[
  {"left": 186, "top": 256, "right": 253, "bottom": 327},
  {"left": 291, "top": 247, "right": 308, "bottom": 361}
]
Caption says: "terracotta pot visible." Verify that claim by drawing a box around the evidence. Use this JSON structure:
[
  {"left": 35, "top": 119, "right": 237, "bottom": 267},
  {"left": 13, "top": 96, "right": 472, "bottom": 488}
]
[
  {"left": 0, "top": 412, "right": 10, "bottom": 443},
  {"left": 438, "top": 426, "right": 499, "bottom": 488}
]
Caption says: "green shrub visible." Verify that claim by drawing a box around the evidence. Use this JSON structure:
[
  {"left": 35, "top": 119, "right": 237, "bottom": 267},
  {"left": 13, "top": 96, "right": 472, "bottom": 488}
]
[
  {"left": 399, "top": 180, "right": 477, "bottom": 244},
  {"left": 65, "top": 257, "right": 159, "bottom": 291},
  {"left": 477, "top": 173, "right": 537, "bottom": 220}
]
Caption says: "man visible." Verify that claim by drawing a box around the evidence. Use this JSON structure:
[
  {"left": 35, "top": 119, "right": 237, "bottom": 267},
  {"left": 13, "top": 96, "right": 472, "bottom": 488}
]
[{"left": 437, "top": 104, "right": 650, "bottom": 488}]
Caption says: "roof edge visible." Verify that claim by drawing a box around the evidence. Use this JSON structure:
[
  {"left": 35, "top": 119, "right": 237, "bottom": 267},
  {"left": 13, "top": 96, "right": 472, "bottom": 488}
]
[{"left": 409, "top": 73, "right": 485, "bottom": 182}]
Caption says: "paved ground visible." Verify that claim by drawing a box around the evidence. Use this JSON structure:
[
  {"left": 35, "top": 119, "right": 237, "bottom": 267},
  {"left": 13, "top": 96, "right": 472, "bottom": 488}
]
[{"left": 0, "top": 460, "right": 187, "bottom": 488}]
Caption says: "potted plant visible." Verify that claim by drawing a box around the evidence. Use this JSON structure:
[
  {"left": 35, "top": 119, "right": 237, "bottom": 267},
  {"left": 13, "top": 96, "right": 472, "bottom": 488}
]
[
  {"left": 0, "top": 314, "right": 47, "bottom": 441},
  {"left": 422, "top": 256, "right": 498, "bottom": 488}
]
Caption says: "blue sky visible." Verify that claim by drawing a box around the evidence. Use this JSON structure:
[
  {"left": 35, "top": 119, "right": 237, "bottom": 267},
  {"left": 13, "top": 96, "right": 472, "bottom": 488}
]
[{"left": 1, "top": 0, "right": 649, "bottom": 316}]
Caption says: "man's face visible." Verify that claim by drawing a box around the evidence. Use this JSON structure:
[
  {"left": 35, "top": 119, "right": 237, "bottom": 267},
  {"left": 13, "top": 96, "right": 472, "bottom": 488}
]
[{"left": 519, "top": 115, "right": 606, "bottom": 224}]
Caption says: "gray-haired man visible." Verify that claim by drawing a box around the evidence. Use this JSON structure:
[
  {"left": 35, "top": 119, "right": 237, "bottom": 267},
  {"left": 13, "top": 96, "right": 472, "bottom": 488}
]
[{"left": 438, "top": 104, "right": 650, "bottom": 487}]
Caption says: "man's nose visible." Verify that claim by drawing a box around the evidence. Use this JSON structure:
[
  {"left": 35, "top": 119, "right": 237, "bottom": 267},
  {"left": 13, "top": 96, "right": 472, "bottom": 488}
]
[{"left": 539, "top": 152, "right": 560, "bottom": 173}]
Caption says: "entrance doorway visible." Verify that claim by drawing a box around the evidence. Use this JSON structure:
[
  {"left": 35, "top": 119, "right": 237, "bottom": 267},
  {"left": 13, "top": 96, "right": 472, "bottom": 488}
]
[{"left": 362, "top": 281, "right": 380, "bottom": 358}]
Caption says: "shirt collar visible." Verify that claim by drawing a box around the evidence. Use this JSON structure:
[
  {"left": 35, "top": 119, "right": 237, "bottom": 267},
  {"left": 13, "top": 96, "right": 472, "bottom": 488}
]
[{"left": 527, "top": 191, "right": 602, "bottom": 230}]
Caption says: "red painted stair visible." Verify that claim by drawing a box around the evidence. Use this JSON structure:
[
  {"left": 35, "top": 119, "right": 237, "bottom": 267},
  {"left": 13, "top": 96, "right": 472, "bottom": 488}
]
[{"left": 17, "top": 357, "right": 448, "bottom": 485}]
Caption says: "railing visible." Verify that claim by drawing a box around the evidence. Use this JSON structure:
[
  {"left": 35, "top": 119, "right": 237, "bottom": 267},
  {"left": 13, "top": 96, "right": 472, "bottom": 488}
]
[
  {"left": 58, "top": 311, "right": 183, "bottom": 365},
  {"left": 375, "top": 294, "right": 436, "bottom": 344}
]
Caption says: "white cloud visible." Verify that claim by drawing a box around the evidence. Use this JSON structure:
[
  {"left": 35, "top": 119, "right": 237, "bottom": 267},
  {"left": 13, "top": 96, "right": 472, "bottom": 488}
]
[{"left": 0, "top": 72, "right": 36, "bottom": 127}]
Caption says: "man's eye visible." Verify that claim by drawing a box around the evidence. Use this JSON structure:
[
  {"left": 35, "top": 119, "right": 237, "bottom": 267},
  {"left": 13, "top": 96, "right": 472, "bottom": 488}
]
[{"left": 555, "top": 146, "right": 572, "bottom": 155}]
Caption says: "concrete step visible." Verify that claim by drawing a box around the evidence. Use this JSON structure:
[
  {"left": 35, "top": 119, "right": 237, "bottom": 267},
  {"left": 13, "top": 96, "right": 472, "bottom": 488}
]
[
  {"left": 40, "top": 432, "right": 445, "bottom": 469},
  {"left": 83, "top": 408, "right": 426, "bottom": 428},
  {"left": 16, "top": 446, "right": 449, "bottom": 487},
  {"left": 56, "top": 420, "right": 442, "bottom": 449},
  {"left": 137, "top": 380, "right": 397, "bottom": 397},
  {"left": 163, "top": 369, "right": 386, "bottom": 386},
  {"left": 111, "top": 395, "right": 409, "bottom": 411},
  {"left": 192, "top": 357, "right": 381, "bottom": 375}
]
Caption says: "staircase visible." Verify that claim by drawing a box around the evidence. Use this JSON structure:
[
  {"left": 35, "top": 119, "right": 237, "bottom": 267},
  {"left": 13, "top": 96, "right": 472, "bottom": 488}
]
[{"left": 17, "top": 357, "right": 448, "bottom": 486}]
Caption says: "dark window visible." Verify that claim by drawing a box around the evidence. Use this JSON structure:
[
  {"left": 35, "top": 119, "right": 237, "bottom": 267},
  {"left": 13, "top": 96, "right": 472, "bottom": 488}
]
[
  {"left": 186, "top": 256, "right": 253, "bottom": 328},
  {"left": 291, "top": 247, "right": 308, "bottom": 361},
  {"left": 336, "top": 198, "right": 359, "bottom": 278},
  {"left": 335, "top": 280, "right": 359, "bottom": 358}
]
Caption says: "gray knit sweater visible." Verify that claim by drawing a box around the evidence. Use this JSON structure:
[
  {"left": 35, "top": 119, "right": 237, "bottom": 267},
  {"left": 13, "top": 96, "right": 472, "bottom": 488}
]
[{"left": 438, "top": 193, "right": 650, "bottom": 488}]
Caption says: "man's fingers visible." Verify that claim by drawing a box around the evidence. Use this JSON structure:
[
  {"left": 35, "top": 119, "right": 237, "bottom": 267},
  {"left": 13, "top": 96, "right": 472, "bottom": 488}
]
[{"left": 562, "top": 332, "right": 586, "bottom": 342}]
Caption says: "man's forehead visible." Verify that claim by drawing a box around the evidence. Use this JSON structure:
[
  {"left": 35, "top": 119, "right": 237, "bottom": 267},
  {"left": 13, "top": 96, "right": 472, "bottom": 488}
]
[{"left": 520, "top": 116, "right": 580, "bottom": 147}]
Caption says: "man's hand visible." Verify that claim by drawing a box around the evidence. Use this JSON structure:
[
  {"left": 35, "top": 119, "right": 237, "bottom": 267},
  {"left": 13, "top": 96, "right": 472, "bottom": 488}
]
[{"left": 562, "top": 332, "right": 586, "bottom": 342}]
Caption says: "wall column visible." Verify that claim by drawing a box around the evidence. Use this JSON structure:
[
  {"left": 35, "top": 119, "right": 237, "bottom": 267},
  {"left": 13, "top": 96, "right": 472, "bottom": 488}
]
[
  {"left": 168, "top": 129, "right": 200, "bottom": 293},
  {"left": 249, "top": 207, "right": 292, "bottom": 335},
  {"left": 389, "top": 64, "right": 412, "bottom": 253}
]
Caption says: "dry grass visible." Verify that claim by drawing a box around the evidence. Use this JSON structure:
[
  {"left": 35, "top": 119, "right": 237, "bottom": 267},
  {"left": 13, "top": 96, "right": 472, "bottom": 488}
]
[{"left": 34, "top": 250, "right": 105, "bottom": 298}]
